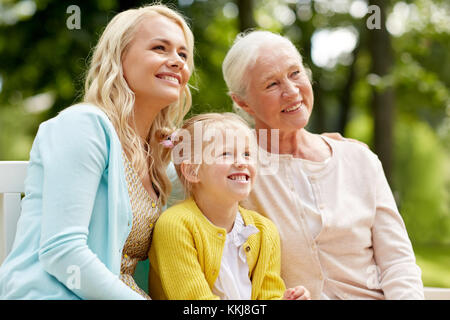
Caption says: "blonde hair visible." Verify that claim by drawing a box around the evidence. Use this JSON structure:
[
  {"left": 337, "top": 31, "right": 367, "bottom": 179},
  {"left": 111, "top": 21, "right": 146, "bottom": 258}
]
[
  {"left": 83, "top": 3, "right": 194, "bottom": 205},
  {"left": 222, "top": 30, "right": 306, "bottom": 124},
  {"left": 173, "top": 113, "right": 256, "bottom": 198}
]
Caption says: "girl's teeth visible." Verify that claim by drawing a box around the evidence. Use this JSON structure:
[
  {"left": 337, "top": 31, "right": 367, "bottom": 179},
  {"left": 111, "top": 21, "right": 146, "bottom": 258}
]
[{"left": 229, "top": 175, "right": 247, "bottom": 181}]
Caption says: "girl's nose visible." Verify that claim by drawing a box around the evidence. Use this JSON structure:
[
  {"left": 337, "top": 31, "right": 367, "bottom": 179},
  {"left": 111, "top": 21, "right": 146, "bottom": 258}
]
[
  {"left": 234, "top": 161, "right": 247, "bottom": 169},
  {"left": 234, "top": 154, "right": 249, "bottom": 168}
]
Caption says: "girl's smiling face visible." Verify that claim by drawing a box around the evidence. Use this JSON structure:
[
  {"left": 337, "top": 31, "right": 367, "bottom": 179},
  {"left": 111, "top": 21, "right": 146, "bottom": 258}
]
[{"left": 194, "top": 129, "right": 257, "bottom": 203}]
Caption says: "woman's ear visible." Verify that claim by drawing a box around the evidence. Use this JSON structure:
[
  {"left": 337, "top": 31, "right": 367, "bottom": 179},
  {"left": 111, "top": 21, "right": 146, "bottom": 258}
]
[
  {"left": 231, "top": 94, "right": 255, "bottom": 116},
  {"left": 180, "top": 161, "right": 200, "bottom": 184}
]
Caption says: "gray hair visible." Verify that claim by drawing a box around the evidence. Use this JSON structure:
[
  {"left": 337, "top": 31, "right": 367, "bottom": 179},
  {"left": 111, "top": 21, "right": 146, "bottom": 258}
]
[{"left": 222, "top": 30, "right": 305, "bottom": 123}]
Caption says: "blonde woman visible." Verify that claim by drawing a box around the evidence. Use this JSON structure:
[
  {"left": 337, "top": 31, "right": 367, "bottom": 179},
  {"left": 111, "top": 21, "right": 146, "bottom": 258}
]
[{"left": 0, "top": 4, "right": 194, "bottom": 300}]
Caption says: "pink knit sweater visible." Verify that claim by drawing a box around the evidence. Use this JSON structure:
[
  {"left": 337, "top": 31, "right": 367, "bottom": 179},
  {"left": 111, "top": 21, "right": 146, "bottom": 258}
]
[{"left": 241, "top": 136, "right": 424, "bottom": 300}]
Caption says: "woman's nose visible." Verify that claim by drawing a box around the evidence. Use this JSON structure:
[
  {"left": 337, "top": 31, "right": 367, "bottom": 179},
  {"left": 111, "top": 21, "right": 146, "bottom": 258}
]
[
  {"left": 282, "top": 80, "right": 299, "bottom": 100},
  {"left": 167, "top": 52, "right": 185, "bottom": 70}
]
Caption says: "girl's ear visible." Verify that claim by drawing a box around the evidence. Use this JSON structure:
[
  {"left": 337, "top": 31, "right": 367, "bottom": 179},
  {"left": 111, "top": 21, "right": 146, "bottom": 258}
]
[
  {"left": 231, "top": 94, "right": 255, "bottom": 116},
  {"left": 180, "top": 161, "right": 200, "bottom": 184}
]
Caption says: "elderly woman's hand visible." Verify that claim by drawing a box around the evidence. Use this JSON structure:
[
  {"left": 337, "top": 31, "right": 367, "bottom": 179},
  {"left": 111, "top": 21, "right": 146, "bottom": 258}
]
[
  {"left": 321, "top": 132, "right": 369, "bottom": 149},
  {"left": 283, "top": 285, "right": 311, "bottom": 300}
]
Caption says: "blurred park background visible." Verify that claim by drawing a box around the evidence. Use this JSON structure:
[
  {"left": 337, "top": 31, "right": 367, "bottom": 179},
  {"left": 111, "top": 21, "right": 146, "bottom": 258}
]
[{"left": 0, "top": 0, "right": 449, "bottom": 288}]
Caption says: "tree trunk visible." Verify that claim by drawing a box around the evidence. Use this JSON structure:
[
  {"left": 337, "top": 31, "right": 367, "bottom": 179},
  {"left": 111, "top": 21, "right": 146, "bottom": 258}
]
[
  {"left": 368, "top": 0, "right": 395, "bottom": 182},
  {"left": 312, "top": 85, "right": 326, "bottom": 133},
  {"left": 337, "top": 42, "right": 360, "bottom": 134},
  {"left": 236, "top": 0, "right": 256, "bottom": 32},
  {"left": 295, "top": 4, "right": 325, "bottom": 134}
]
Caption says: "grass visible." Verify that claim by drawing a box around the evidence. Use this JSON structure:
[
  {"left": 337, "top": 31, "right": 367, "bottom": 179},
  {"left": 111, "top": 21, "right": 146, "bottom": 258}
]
[{"left": 413, "top": 244, "right": 450, "bottom": 288}]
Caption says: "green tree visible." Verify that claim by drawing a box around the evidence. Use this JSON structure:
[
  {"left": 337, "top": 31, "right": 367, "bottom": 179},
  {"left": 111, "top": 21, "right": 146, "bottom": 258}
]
[{"left": 0, "top": 0, "right": 449, "bottom": 247}]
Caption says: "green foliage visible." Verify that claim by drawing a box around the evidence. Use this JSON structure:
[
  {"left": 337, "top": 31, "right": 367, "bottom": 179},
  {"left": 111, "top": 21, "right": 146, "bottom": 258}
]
[
  {"left": 414, "top": 244, "right": 450, "bottom": 288},
  {"left": 347, "top": 112, "right": 450, "bottom": 245},
  {"left": 394, "top": 117, "right": 450, "bottom": 245},
  {"left": 0, "top": 0, "right": 449, "bottom": 251},
  {"left": 181, "top": 0, "right": 238, "bottom": 116},
  {"left": 345, "top": 112, "right": 373, "bottom": 145},
  {"left": 0, "top": 103, "right": 42, "bottom": 160}
]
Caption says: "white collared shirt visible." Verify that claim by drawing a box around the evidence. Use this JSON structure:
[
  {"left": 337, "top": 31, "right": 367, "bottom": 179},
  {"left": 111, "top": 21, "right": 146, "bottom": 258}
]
[{"left": 212, "top": 212, "right": 259, "bottom": 300}]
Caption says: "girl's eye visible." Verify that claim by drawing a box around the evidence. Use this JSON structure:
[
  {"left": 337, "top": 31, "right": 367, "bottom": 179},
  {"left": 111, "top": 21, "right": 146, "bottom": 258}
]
[
  {"left": 244, "top": 151, "right": 251, "bottom": 157},
  {"left": 221, "top": 152, "right": 232, "bottom": 157}
]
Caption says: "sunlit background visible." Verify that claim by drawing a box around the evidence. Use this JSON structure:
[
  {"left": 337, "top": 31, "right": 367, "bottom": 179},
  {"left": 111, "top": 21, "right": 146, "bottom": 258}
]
[{"left": 0, "top": 0, "right": 449, "bottom": 289}]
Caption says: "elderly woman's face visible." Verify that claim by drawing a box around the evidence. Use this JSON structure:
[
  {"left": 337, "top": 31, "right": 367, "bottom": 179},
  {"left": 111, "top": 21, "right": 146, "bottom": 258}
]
[{"left": 237, "top": 42, "right": 314, "bottom": 132}]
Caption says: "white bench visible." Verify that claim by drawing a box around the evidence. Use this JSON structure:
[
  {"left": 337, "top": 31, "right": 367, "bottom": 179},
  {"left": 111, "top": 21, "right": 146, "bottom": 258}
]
[
  {"left": 0, "top": 160, "right": 449, "bottom": 299},
  {"left": 0, "top": 161, "right": 28, "bottom": 264},
  {"left": 423, "top": 287, "right": 450, "bottom": 300}
]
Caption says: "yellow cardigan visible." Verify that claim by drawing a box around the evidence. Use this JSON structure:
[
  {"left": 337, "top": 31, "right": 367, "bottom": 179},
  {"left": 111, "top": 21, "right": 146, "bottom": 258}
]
[{"left": 148, "top": 198, "right": 286, "bottom": 300}]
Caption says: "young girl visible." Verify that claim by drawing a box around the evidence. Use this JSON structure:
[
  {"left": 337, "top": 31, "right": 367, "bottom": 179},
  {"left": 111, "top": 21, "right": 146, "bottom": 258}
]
[{"left": 148, "top": 113, "right": 310, "bottom": 300}]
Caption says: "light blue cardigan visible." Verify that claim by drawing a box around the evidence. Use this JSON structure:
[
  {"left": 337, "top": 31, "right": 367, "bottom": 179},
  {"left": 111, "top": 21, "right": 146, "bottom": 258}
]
[{"left": 0, "top": 104, "right": 145, "bottom": 299}]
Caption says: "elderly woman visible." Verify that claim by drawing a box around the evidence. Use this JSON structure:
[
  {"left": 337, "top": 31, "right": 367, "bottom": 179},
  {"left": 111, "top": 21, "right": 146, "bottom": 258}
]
[{"left": 221, "top": 31, "right": 424, "bottom": 300}]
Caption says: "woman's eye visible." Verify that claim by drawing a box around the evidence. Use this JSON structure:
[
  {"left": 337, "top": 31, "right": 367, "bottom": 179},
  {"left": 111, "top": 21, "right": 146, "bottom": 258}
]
[
  {"left": 152, "top": 45, "right": 165, "bottom": 51},
  {"left": 266, "top": 82, "right": 277, "bottom": 89},
  {"left": 244, "top": 152, "right": 251, "bottom": 158},
  {"left": 179, "top": 52, "right": 188, "bottom": 60},
  {"left": 291, "top": 70, "right": 300, "bottom": 77},
  {"left": 221, "top": 152, "right": 232, "bottom": 157}
]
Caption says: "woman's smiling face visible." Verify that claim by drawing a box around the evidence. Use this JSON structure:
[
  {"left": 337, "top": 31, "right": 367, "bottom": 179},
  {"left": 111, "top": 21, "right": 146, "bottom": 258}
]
[
  {"left": 236, "top": 42, "right": 314, "bottom": 133},
  {"left": 122, "top": 14, "right": 191, "bottom": 109}
]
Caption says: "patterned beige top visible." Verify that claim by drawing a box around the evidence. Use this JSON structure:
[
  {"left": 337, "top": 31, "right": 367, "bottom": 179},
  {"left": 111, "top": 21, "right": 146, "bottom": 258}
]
[{"left": 119, "top": 153, "right": 160, "bottom": 299}]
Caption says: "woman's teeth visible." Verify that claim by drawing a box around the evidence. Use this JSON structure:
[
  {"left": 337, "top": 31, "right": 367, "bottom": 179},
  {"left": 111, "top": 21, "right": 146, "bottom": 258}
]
[
  {"left": 159, "top": 75, "right": 179, "bottom": 84},
  {"left": 282, "top": 103, "right": 302, "bottom": 113}
]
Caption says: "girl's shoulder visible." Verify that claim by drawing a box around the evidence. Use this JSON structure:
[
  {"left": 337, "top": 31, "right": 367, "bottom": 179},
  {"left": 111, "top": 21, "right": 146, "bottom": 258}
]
[
  {"left": 156, "top": 199, "right": 198, "bottom": 226},
  {"left": 153, "top": 199, "right": 212, "bottom": 241},
  {"left": 239, "top": 207, "right": 279, "bottom": 237}
]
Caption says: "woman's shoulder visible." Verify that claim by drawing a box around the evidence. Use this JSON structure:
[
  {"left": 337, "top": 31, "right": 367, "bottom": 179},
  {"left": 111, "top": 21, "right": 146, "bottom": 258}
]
[
  {"left": 37, "top": 103, "right": 116, "bottom": 141},
  {"left": 322, "top": 135, "right": 380, "bottom": 168},
  {"left": 50, "top": 103, "right": 111, "bottom": 127},
  {"left": 31, "top": 103, "right": 120, "bottom": 165}
]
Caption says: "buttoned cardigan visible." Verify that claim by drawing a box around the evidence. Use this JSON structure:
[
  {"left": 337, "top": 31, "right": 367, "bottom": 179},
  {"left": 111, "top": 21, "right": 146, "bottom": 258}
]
[
  {"left": 0, "top": 104, "right": 144, "bottom": 300},
  {"left": 241, "top": 136, "right": 424, "bottom": 300},
  {"left": 148, "top": 198, "right": 286, "bottom": 300}
]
